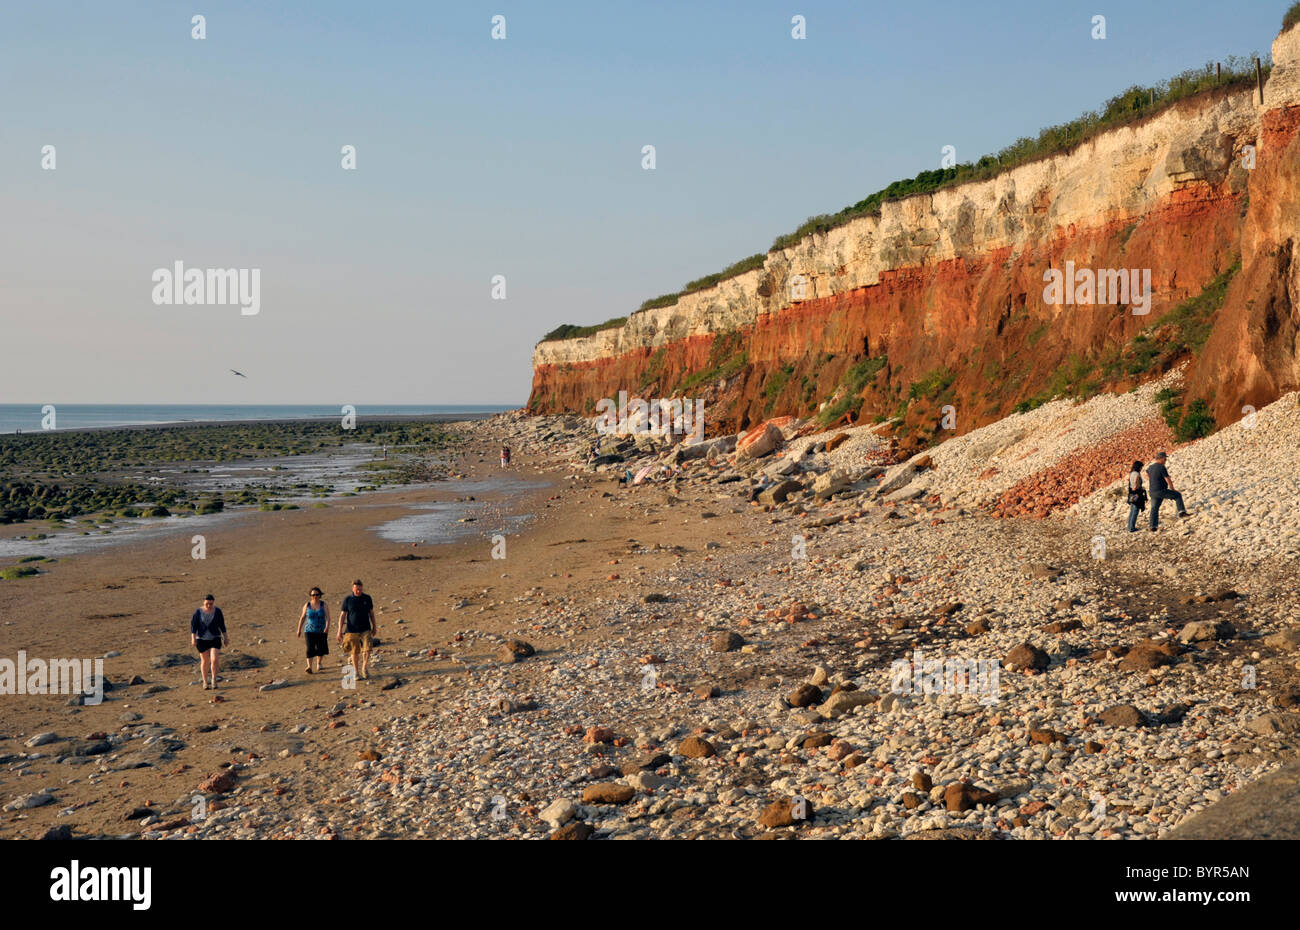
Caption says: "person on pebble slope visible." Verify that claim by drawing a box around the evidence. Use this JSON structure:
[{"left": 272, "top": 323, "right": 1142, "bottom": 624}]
[
  {"left": 190, "top": 594, "right": 229, "bottom": 690},
  {"left": 1126, "top": 460, "right": 1147, "bottom": 533},
  {"left": 1146, "top": 451, "right": 1191, "bottom": 531}
]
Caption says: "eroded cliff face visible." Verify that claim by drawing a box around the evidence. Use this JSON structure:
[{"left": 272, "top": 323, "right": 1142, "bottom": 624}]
[{"left": 530, "top": 27, "right": 1300, "bottom": 445}]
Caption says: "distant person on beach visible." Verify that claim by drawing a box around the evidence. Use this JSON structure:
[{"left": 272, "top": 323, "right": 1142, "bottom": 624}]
[
  {"left": 1125, "top": 460, "right": 1147, "bottom": 533},
  {"left": 337, "top": 579, "right": 377, "bottom": 680},
  {"left": 500, "top": 445, "right": 511, "bottom": 467},
  {"left": 1145, "top": 452, "right": 1191, "bottom": 531},
  {"left": 190, "top": 595, "right": 229, "bottom": 690},
  {"left": 296, "top": 586, "right": 330, "bottom": 674}
]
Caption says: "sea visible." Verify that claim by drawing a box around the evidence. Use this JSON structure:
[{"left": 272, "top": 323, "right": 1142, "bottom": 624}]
[{"left": 0, "top": 404, "right": 514, "bottom": 434}]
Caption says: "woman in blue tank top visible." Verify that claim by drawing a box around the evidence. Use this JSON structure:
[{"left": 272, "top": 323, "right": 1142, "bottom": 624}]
[{"left": 296, "top": 587, "right": 330, "bottom": 674}]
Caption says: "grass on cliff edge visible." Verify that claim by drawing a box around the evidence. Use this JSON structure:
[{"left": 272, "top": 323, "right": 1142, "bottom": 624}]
[
  {"left": 540, "top": 53, "right": 1269, "bottom": 344},
  {"left": 1286, "top": 2, "right": 1300, "bottom": 31}
]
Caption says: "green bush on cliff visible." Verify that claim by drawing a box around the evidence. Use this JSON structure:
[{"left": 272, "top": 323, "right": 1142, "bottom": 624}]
[
  {"left": 542, "top": 317, "right": 627, "bottom": 342},
  {"left": 763, "top": 363, "right": 796, "bottom": 413},
  {"left": 813, "top": 356, "right": 888, "bottom": 424},
  {"left": 818, "top": 394, "right": 860, "bottom": 425},
  {"left": 1177, "top": 399, "right": 1216, "bottom": 441},
  {"left": 907, "top": 367, "right": 956, "bottom": 401},
  {"left": 682, "top": 254, "right": 767, "bottom": 295},
  {"left": 638, "top": 293, "right": 680, "bottom": 312},
  {"left": 676, "top": 331, "right": 748, "bottom": 395},
  {"left": 843, "top": 356, "right": 888, "bottom": 394},
  {"left": 1285, "top": 2, "right": 1300, "bottom": 31}
]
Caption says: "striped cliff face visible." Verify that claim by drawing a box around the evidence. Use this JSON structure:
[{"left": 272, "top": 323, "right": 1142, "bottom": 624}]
[{"left": 531, "top": 26, "right": 1300, "bottom": 444}]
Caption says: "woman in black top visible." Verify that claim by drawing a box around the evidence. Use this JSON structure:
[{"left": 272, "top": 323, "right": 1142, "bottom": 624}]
[{"left": 190, "top": 595, "right": 229, "bottom": 690}]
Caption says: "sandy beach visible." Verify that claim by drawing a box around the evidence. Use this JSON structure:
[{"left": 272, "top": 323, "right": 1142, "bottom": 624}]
[{"left": 0, "top": 421, "right": 751, "bottom": 838}]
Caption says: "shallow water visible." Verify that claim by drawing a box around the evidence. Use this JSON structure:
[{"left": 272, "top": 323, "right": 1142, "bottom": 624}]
[
  {"left": 0, "top": 473, "right": 549, "bottom": 561},
  {"left": 0, "top": 511, "right": 234, "bottom": 559},
  {"left": 370, "top": 474, "right": 547, "bottom": 544}
]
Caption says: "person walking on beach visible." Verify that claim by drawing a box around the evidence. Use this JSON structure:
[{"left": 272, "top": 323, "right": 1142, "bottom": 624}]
[
  {"left": 1126, "top": 460, "right": 1147, "bottom": 533},
  {"left": 1146, "top": 451, "right": 1191, "bottom": 531},
  {"left": 190, "top": 594, "right": 229, "bottom": 690},
  {"left": 337, "top": 579, "right": 377, "bottom": 680},
  {"left": 296, "top": 586, "right": 330, "bottom": 674},
  {"left": 500, "top": 445, "right": 511, "bottom": 467}
]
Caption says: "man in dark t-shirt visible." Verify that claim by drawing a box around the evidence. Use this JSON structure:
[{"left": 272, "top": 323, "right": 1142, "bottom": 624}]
[
  {"left": 337, "top": 579, "right": 377, "bottom": 680},
  {"left": 1145, "top": 452, "right": 1190, "bottom": 531}
]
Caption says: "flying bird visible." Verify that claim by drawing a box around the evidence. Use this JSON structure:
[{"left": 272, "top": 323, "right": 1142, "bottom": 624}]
[{"left": 230, "top": 369, "right": 247, "bottom": 378}]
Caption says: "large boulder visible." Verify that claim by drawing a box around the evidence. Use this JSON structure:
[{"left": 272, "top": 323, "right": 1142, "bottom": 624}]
[
  {"left": 873, "top": 460, "right": 919, "bottom": 498},
  {"left": 675, "top": 434, "right": 737, "bottom": 463},
  {"left": 737, "top": 422, "right": 784, "bottom": 460},
  {"left": 818, "top": 690, "right": 876, "bottom": 719},
  {"left": 1179, "top": 620, "right": 1235, "bottom": 644},
  {"left": 813, "top": 469, "right": 852, "bottom": 500},
  {"left": 757, "top": 479, "right": 802, "bottom": 506}
]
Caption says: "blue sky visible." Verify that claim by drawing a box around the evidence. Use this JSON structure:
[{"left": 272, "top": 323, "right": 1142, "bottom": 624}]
[{"left": 0, "top": 0, "right": 1285, "bottom": 404}]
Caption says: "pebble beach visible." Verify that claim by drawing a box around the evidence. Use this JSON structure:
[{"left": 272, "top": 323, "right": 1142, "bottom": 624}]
[{"left": 5, "top": 387, "right": 1297, "bottom": 841}]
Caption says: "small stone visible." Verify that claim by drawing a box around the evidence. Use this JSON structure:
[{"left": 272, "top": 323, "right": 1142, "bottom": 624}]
[
  {"left": 539, "top": 798, "right": 576, "bottom": 828},
  {"left": 1099, "top": 704, "right": 1147, "bottom": 728},
  {"left": 1003, "top": 643, "right": 1049, "bottom": 671},
  {"left": 677, "top": 736, "right": 717, "bottom": 759},
  {"left": 712, "top": 632, "right": 744, "bottom": 652},
  {"left": 758, "top": 796, "right": 813, "bottom": 829},
  {"left": 198, "top": 772, "right": 236, "bottom": 794},
  {"left": 787, "top": 684, "right": 823, "bottom": 708},
  {"left": 582, "top": 783, "right": 635, "bottom": 804},
  {"left": 550, "top": 821, "right": 594, "bottom": 840}
]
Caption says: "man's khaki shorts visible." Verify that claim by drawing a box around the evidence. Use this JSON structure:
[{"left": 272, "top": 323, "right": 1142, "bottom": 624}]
[{"left": 342, "top": 631, "right": 373, "bottom": 653}]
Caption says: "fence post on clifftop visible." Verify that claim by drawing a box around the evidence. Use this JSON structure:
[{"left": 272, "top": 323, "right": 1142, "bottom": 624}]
[{"left": 1257, "top": 58, "right": 1264, "bottom": 104}]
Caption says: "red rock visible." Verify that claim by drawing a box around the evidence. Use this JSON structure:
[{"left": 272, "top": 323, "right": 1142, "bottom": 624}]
[
  {"left": 198, "top": 772, "right": 236, "bottom": 794},
  {"left": 737, "top": 422, "right": 784, "bottom": 459},
  {"left": 826, "top": 739, "right": 855, "bottom": 761}
]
